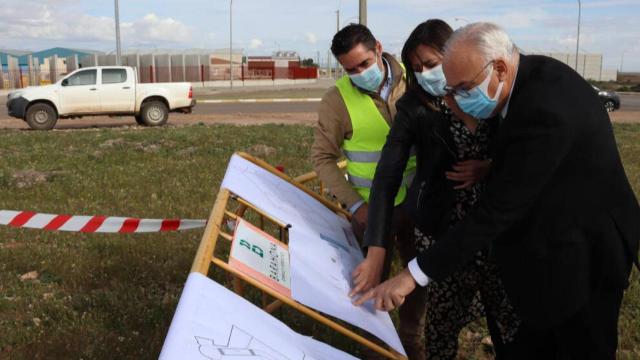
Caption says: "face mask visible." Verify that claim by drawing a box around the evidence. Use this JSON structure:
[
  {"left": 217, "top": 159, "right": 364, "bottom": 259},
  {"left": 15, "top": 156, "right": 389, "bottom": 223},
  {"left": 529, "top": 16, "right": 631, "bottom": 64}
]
[
  {"left": 349, "top": 58, "right": 384, "bottom": 92},
  {"left": 454, "top": 66, "right": 504, "bottom": 119},
  {"left": 416, "top": 64, "right": 447, "bottom": 97}
]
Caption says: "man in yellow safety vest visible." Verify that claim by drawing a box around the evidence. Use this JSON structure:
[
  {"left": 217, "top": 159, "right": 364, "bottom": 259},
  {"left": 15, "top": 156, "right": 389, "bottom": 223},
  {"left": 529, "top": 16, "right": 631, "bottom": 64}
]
[{"left": 310, "top": 24, "right": 425, "bottom": 360}]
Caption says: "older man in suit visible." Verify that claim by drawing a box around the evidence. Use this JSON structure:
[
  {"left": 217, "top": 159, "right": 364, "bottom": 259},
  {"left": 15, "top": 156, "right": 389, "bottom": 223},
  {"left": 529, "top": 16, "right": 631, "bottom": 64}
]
[{"left": 355, "top": 22, "right": 639, "bottom": 359}]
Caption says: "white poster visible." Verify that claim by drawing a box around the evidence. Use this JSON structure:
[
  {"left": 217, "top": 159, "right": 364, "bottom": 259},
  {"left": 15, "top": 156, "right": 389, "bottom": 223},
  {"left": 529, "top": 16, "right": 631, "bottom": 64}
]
[
  {"left": 159, "top": 272, "right": 357, "bottom": 360},
  {"left": 220, "top": 154, "right": 405, "bottom": 356},
  {"left": 230, "top": 218, "right": 291, "bottom": 297}
]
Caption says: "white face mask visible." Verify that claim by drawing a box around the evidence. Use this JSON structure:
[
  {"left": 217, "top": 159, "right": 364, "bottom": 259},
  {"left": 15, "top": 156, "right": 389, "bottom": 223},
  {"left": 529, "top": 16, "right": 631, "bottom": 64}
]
[
  {"left": 454, "top": 65, "right": 504, "bottom": 119},
  {"left": 415, "top": 64, "right": 447, "bottom": 97},
  {"left": 348, "top": 57, "right": 384, "bottom": 92}
]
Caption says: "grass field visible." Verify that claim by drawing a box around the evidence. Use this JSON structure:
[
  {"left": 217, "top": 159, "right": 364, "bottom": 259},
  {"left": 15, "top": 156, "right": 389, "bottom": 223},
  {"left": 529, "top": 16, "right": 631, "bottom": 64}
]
[
  {"left": 0, "top": 123, "right": 638, "bottom": 359},
  {"left": 195, "top": 88, "right": 328, "bottom": 100}
]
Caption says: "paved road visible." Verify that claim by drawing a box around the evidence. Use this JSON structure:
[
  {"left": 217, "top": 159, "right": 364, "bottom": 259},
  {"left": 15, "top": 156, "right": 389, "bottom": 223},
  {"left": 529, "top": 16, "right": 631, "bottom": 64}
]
[
  {"left": 620, "top": 93, "right": 640, "bottom": 111},
  {"left": 192, "top": 93, "right": 640, "bottom": 113},
  {"left": 1, "top": 93, "right": 638, "bottom": 121}
]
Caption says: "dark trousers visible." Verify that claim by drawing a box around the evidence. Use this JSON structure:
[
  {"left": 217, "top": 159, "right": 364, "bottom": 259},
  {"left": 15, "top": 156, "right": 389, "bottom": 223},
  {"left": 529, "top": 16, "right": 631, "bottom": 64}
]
[{"left": 504, "top": 285, "right": 624, "bottom": 360}]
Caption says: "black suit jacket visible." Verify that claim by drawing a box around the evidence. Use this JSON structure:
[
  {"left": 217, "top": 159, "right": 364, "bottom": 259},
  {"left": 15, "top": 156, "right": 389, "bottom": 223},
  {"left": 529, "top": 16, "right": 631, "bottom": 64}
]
[{"left": 418, "top": 54, "right": 640, "bottom": 329}]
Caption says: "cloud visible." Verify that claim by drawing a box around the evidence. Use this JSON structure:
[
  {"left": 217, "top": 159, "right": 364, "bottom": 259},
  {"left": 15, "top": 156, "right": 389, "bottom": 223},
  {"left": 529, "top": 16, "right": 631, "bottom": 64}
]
[
  {"left": 249, "top": 38, "right": 263, "bottom": 49},
  {"left": 121, "top": 13, "right": 192, "bottom": 44},
  {"left": 0, "top": 0, "right": 638, "bottom": 71},
  {"left": 483, "top": 8, "right": 548, "bottom": 29},
  {"left": 0, "top": 1, "right": 192, "bottom": 49},
  {"left": 305, "top": 32, "right": 317, "bottom": 45}
]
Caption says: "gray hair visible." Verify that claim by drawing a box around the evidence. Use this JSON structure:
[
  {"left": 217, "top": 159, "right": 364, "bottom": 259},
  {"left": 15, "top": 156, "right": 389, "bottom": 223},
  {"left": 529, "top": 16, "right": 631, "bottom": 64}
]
[{"left": 445, "top": 22, "right": 518, "bottom": 68}]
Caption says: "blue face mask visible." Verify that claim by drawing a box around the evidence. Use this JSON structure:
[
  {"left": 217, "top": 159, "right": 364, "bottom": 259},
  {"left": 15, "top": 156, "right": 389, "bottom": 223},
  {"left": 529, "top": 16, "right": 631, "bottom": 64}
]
[
  {"left": 416, "top": 64, "right": 447, "bottom": 97},
  {"left": 349, "top": 59, "right": 384, "bottom": 92},
  {"left": 454, "top": 66, "right": 504, "bottom": 119}
]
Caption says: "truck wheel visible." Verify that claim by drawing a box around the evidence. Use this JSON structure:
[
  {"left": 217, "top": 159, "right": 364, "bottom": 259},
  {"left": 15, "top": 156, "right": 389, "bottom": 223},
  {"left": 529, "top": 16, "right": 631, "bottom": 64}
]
[
  {"left": 26, "top": 103, "right": 58, "bottom": 130},
  {"left": 140, "top": 101, "right": 169, "bottom": 126},
  {"left": 135, "top": 115, "right": 145, "bottom": 125}
]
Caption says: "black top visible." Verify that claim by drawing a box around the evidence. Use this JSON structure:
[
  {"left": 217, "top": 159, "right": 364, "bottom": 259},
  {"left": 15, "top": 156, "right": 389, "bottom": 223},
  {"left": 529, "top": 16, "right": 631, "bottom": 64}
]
[
  {"left": 417, "top": 54, "right": 640, "bottom": 328},
  {"left": 364, "top": 90, "right": 498, "bottom": 249}
]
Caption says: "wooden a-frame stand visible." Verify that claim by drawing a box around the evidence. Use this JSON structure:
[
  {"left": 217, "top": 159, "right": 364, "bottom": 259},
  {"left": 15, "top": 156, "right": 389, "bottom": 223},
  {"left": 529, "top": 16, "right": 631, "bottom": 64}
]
[{"left": 190, "top": 152, "right": 406, "bottom": 359}]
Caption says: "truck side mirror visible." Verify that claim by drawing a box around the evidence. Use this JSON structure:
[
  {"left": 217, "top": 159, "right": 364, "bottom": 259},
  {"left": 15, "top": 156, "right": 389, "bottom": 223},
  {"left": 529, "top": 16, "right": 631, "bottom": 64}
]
[{"left": 61, "top": 79, "right": 69, "bottom": 86}]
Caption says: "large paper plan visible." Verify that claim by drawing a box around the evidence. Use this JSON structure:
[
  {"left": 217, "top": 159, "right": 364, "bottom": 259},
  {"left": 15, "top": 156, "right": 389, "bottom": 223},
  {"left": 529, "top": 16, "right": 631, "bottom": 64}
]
[
  {"left": 220, "top": 154, "right": 405, "bottom": 355},
  {"left": 159, "top": 273, "right": 357, "bottom": 360}
]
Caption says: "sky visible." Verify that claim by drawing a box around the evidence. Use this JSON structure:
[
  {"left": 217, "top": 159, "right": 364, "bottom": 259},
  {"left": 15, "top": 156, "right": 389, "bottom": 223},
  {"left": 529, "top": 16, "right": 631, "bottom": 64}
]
[{"left": 1, "top": 0, "right": 639, "bottom": 71}]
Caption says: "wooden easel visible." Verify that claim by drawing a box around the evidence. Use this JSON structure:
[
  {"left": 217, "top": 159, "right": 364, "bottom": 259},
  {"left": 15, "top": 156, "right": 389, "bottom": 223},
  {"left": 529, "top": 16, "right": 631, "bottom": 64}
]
[{"left": 190, "top": 152, "right": 405, "bottom": 359}]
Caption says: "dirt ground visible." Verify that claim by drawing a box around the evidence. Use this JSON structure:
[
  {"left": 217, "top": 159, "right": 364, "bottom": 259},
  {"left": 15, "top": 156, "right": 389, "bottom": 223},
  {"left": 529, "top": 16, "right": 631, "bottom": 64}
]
[
  {"left": 0, "top": 110, "right": 636, "bottom": 131},
  {"left": 609, "top": 111, "right": 640, "bottom": 123}
]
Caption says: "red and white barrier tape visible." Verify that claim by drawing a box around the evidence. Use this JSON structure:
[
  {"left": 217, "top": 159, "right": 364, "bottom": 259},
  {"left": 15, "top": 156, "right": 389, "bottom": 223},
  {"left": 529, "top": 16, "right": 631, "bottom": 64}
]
[{"left": 0, "top": 210, "right": 206, "bottom": 233}]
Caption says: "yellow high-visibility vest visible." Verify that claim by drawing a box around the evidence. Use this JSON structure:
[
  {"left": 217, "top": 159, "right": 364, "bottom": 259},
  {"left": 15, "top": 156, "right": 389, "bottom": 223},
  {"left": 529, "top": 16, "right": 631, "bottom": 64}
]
[{"left": 336, "top": 71, "right": 417, "bottom": 206}]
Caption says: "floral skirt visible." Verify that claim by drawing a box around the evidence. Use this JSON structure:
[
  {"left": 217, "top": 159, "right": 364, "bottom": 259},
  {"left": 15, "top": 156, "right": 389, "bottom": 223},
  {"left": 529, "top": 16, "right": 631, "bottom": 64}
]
[{"left": 415, "top": 227, "right": 521, "bottom": 360}]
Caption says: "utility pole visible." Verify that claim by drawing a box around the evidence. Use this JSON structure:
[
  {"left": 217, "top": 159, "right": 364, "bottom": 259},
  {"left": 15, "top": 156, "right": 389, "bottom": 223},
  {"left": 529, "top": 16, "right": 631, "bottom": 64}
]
[
  {"left": 575, "top": 0, "right": 581, "bottom": 73},
  {"left": 327, "top": 50, "right": 332, "bottom": 79},
  {"left": 114, "top": 0, "right": 122, "bottom": 65},
  {"left": 229, "top": 0, "right": 233, "bottom": 88},
  {"left": 335, "top": 9, "right": 340, "bottom": 78},
  {"left": 359, "top": 0, "right": 367, "bottom": 26}
]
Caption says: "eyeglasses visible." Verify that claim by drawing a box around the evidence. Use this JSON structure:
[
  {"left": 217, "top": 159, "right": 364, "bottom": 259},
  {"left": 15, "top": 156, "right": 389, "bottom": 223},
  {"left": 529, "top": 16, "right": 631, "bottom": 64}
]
[{"left": 443, "top": 60, "right": 494, "bottom": 98}]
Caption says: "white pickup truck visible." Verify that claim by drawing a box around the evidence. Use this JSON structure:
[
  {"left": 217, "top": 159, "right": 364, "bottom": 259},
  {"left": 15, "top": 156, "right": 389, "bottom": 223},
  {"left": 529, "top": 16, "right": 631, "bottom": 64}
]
[{"left": 6, "top": 66, "right": 196, "bottom": 130}]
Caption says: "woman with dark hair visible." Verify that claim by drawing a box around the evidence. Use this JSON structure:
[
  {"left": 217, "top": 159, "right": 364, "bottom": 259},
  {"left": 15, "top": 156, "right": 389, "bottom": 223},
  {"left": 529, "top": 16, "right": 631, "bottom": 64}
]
[{"left": 351, "top": 19, "right": 520, "bottom": 359}]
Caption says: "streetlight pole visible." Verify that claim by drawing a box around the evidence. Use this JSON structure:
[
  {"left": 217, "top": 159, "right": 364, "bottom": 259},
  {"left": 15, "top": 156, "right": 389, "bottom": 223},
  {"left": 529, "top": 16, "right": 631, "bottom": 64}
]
[
  {"left": 335, "top": 9, "right": 340, "bottom": 78},
  {"left": 114, "top": 0, "right": 122, "bottom": 65},
  {"left": 575, "top": 0, "right": 581, "bottom": 73},
  {"left": 229, "top": 0, "right": 233, "bottom": 89},
  {"left": 359, "top": 0, "right": 367, "bottom": 26}
]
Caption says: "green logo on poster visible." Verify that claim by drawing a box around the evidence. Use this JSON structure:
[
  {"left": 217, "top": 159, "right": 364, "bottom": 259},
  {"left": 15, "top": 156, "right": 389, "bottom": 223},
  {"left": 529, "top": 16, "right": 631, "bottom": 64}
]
[{"left": 239, "top": 239, "right": 264, "bottom": 258}]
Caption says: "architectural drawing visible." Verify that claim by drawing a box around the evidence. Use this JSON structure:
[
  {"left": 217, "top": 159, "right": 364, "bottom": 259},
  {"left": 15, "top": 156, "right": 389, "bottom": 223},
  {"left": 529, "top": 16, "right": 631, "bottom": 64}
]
[
  {"left": 219, "top": 155, "right": 406, "bottom": 356},
  {"left": 195, "top": 325, "right": 296, "bottom": 360},
  {"left": 221, "top": 155, "right": 351, "bottom": 234},
  {"left": 160, "top": 273, "right": 358, "bottom": 360}
]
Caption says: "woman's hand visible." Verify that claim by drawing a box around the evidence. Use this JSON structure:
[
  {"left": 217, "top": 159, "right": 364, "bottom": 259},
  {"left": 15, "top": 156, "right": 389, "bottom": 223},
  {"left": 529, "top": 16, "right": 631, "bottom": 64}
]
[
  {"left": 352, "top": 268, "right": 416, "bottom": 311},
  {"left": 445, "top": 159, "right": 492, "bottom": 189},
  {"left": 349, "top": 246, "right": 386, "bottom": 298}
]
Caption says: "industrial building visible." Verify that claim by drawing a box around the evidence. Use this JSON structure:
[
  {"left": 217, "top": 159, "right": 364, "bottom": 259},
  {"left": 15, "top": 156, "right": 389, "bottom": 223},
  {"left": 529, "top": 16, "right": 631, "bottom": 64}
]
[
  {"left": 1, "top": 47, "right": 317, "bottom": 89},
  {"left": 530, "top": 52, "right": 617, "bottom": 82},
  {"left": 618, "top": 72, "right": 640, "bottom": 84}
]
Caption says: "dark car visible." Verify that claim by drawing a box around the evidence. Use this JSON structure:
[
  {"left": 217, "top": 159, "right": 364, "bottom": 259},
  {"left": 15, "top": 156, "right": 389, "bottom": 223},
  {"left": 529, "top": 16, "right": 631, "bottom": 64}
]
[{"left": 593, "top": 86, "right": 621, "bottom": 112}]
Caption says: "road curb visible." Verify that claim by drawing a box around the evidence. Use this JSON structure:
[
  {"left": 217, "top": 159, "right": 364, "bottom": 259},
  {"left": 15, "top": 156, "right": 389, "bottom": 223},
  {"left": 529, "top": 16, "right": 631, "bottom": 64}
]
[{"left": 198, "top": 98, "right": 322, "bottom": 104}]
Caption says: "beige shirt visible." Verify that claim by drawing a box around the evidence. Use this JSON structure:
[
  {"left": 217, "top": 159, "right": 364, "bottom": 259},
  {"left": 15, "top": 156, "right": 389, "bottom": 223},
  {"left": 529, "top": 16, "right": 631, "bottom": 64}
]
[{"left": 310, "top": 53, "right": 407, "bottom": 209}]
